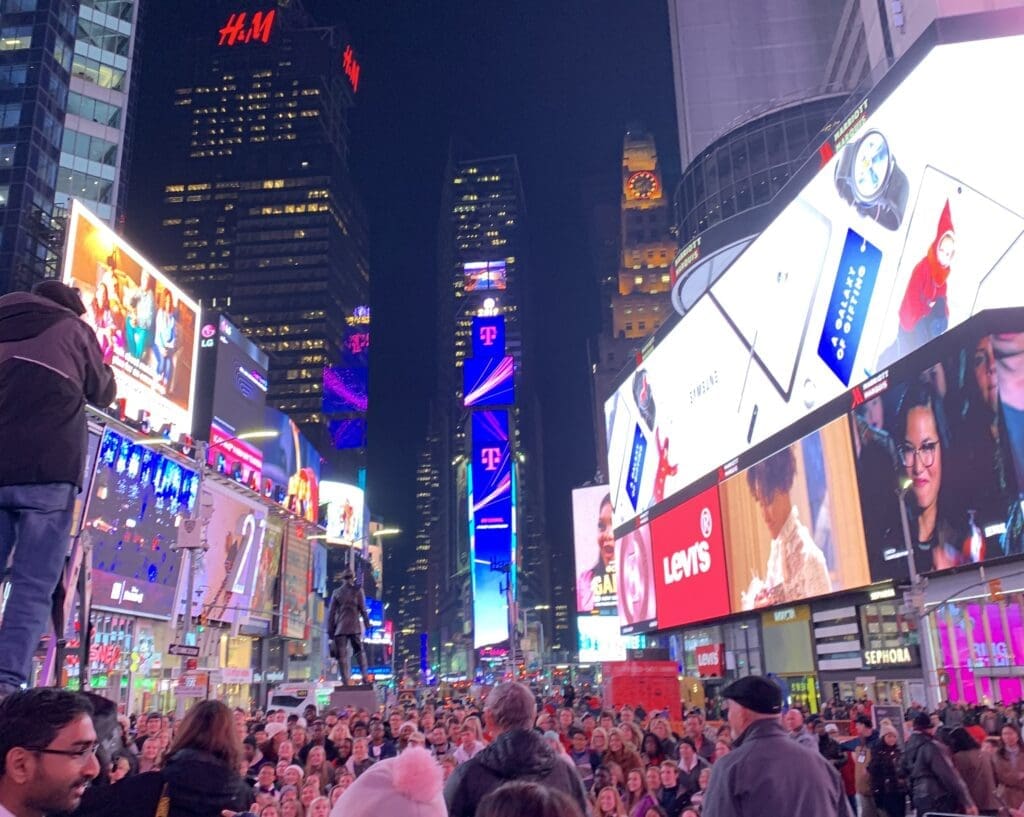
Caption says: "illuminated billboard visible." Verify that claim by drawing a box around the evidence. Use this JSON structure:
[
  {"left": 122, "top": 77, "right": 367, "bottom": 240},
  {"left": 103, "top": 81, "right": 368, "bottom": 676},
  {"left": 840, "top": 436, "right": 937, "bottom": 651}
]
[
  {"left": 578, "top": 615, "right": 644, "bottom": 663},
  {"left": 719, "top": 416, "right": 870, "bottom": 612},
  {"left": 464, "top": 260, "right": 507, "bottom": 292},
  {"left": 83, "top": 429, "right": 198, "bottom": 619},
  {"left": 260, "top": 407, "right": 321, "bottom": 522},
  {"left": 649, "top": 485, "right": 731, "bottom": 632},
  {"left": 323, "top": 365, "right": 369, "bottom": 414},
  {"left": 615, "top": 520, "right": 657, "bottom": 630},
  {"left": 605, "top": 30, "right": 1024, "bottom": 530},
  {"left": 329, "top": 417, "right": 367, "bottom": 450},
  {"left": 463, "top": 355, "right": 515, "bottom": 407},
  {"left": 470, "top": 410, "right": 515, "bottom": 648},
  {"left": 187, "top": 482, "right": 267, "bottom": 625},
  {"left": 63, "top": 201, "right": 200, "bottom": 436},
  {"left": 195, "top": 313, "right": 269, "bottom": 492},
  {"left": 473, "top": 316, "right": 506, "bottom": 357},
  {"left": 280, "top": 520, "right": 312, "bottom": 639},
  {"left": 320, "top": 481, "right": 366, "bottom": 545},
  {"left": 249, "top": 516, "right": 283, "bottom": 624},
  {"left": 572, "top": 486, "right": 615, "bottom": 614}
]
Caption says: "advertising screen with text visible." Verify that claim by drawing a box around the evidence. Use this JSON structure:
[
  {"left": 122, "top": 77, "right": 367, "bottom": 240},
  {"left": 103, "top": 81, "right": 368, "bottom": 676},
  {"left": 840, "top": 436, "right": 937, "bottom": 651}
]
[
  {"left": 573, "top": 486, "right": 615, "bottom": 614},
  {"left": 650, "top": 485, "right": 731, "bottom": 631},
  {"left": 605, "top": 31, "right": 1024, "bottom": 532}
]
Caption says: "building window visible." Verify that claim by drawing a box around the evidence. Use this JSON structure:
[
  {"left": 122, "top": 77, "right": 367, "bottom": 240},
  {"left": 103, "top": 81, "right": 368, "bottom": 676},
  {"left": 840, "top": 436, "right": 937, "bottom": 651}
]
[
  {"left": 0, "top": 184, "right": 8, "bottom": 206},
  {"left": 66, "top": 91, "right": 121, "bottom": 127},
  {"left": 0, "top": 143, "right": 14, "bottom": 167},
  {"left": 0, "top": 26, "right": 32, "bottom": 51},
  {"left": 0, "top": 64, "right": 27, "bottom": 88},
  {"left": 0, "top": 103, "right": 20, "bottom": 129},
  {"left": 633, "top": 275, "right": 643, "bottom": 285}
]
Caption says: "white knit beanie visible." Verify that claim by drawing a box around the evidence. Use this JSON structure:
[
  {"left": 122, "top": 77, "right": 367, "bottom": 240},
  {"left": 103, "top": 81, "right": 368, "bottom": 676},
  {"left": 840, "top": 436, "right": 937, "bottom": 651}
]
[{"left": 329, "top": 746, "right": 446, "bottom": 817}]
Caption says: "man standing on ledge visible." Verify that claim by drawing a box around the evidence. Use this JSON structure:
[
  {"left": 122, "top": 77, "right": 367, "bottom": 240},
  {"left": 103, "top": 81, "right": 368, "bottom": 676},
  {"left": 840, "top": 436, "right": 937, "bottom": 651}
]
[
  {"left": 328, "top": 568, "right": 371, "bottom": 685},
  {"left": 0, "top": 281, "right": 116, "bottom": 698},
  {"left": 701, "top": 675, "right": 854, "bottom": 817}
]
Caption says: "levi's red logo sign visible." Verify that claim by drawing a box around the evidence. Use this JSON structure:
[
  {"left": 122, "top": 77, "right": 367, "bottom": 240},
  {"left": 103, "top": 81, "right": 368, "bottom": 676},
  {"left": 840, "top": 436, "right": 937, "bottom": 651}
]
[
  {"left": 650, "top": 486, "right": 731, "bottom": 630},
  {"left": 695, "top": 644, "right": 725, "bottom": 677}
]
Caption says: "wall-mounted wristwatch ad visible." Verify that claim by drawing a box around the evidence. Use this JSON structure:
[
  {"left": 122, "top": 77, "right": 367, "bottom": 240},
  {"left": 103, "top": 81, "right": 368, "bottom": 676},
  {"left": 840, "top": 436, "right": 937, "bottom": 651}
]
[{"left": 834, "top": 129, "right": 909, "bottom": 230}]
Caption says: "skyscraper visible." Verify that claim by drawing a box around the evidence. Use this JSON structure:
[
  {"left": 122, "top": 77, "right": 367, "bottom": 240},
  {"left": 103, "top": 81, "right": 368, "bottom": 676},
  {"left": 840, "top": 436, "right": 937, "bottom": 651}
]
[
  {"left": 153, "top": 2, "right": 368, "bottom": 458},
  {"left": 0, "top": 0, "right": 77, "bottom": 292},
  {"left": 418, "top": 153, "right": 549, "bottom": 676},
  {"left": 55, "top": 0, "right": 142, "bottom": 226}
]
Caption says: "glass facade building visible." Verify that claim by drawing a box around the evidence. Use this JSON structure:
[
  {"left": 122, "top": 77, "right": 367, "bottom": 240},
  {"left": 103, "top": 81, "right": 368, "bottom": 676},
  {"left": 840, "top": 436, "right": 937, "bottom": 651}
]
[
  {"left": 155, "top": 2, "right": 368, "bottom": 459},
  {"left": 674, "top": 95, "right": 847, "bottom": 246},
  {"left": 0, "top": 0, "right": 77, "bottom": 293}
]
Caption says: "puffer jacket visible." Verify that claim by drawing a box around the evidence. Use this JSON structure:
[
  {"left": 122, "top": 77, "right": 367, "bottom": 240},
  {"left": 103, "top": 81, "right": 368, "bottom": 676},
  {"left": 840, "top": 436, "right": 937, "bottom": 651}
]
[
  {"left": 901, "top": 731, "right": 973, "bottom": 814},
  {"left": 72, "top": 748, "right": 253, "bottom": 817},
  {"left": 444, "top": 728, "right": 591, "bottom": 817}
]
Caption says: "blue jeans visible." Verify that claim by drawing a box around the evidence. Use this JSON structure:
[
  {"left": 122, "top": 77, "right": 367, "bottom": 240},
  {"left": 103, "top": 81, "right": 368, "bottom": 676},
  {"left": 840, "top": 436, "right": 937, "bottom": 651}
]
[{"left": 0, "top": 483, "right": 76, "bottom": 689}]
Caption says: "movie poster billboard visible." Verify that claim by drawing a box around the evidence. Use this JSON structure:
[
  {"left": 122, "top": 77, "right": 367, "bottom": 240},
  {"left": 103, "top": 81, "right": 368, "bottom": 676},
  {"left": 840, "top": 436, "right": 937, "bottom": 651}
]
[
  {"left": 605, "top": 31, "right": 1024, "bottom": 531},
  {"left": 63, "top": 201, "right": 200, "bottom": 435},
  {"left": 719, "top": 417, "right": 870, "bottom": 612},
  {"left": 572, "top": 486, "right": 615, "bottom": 614},
  {"left": 250, "top": 517, "right": 284, "bottom": 623},
  {"left": 83, "top": 428, "right": 199, "bottom": 619},
  {"left": 186, "top": 482, "right": 266, "bottom": 625},
  {"left": 279, "top": 520, "right": 312, "bottom": 639}
]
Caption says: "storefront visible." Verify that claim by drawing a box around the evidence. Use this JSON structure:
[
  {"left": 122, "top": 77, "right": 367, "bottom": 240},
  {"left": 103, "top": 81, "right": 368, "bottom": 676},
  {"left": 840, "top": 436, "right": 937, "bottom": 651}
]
[
  {"left": 812, "top": 588, "right": 923, "bottom": 707},
  {"left": 923, "top": 562, "right": 1024, "bottom": 705},
  {"left": 761, "top": 605, "right": 819, "bottom": 712},
  {"left": 664, "top": 617, "right": 761, "bottom": 715}
]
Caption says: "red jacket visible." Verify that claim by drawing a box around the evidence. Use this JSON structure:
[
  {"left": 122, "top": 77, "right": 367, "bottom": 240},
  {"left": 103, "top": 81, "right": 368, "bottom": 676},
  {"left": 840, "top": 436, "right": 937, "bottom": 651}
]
[{"left": 899, "top": 200, "right": 954, "bottom": 332}]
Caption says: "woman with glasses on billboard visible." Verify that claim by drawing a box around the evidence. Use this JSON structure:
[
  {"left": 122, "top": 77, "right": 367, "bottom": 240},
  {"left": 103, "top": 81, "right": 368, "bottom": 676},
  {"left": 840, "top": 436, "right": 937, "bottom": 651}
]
[{"left": 895, "top": 379, "right": 969, "bottom": 571}]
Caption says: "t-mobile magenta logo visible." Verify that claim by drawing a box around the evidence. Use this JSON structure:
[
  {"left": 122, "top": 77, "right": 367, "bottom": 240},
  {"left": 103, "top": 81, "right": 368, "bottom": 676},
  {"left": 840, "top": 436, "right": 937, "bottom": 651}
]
[
  {"left": 480, "top": 447, "right": 502, "bottom": 470},
  {"left": 479, "top": 326, "right": 498, "bottom": 346}
]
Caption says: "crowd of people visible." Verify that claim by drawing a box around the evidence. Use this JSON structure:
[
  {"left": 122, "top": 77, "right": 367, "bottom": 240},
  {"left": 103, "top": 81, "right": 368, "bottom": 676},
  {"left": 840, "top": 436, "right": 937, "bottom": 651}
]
[{"left": 2, "top": 679, "right": 1024, "bottom": 817}]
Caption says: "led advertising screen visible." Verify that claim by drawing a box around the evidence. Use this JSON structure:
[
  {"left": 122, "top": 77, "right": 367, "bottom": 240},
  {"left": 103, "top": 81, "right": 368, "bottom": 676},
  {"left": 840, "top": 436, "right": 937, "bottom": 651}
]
[
  {"left": 463, "top": 355, "right": 515, "bottom": 407},
  {"left": 323, "top": 365, "right": 369, "bottom": 413},
  {"left": 364, "top": 597, "right": 390, "bottom": 645},
  {"left": 320, "top": 480, "right": 366, "bottom": 545},
  {"left": 851, "top": 316, "right": 1024, "bottom": 579},
  {"left": 197, "top": 314, "right": 269, "bottom": 491},
  {"left": 329, "top": 418, "right": 367, "bottom": 450},
  {"left": 649, "top": 485, "right": 731, "bottom": 632},
  {"left": 605, "top": 31, "right": 1024, "bottom": 530},
  {"left": 187, "top": 482, "right": 266, "bottom": 625},
  {"left": 83, "top": 428, "right": 198, "bottom": 619},
  {"left": 470, "top": 410, "right": 515, "bottom": 648},
  {"left": 573, "top": 486, "right": 615, "bottom": 614},
  {"left": 615, "top": 520, "right": 657, "bottom": 630},
  {"left": 473, "top": 315, "right": 506, "bottom": 358},
  {"left": 63, "top": 201, "right": 200, "bottom": 435},
  {"left": 249, "top": 516, "right": 283, "bottom": 623},
  {"left": 464, "top": 260, "right": 507, "bottom": 291},
  {"left": 577, "top": 615, "right": 644, "bottom": 663},
  {"left": 260, "top": 407, "right": 321, "bottom": 523},
  {"left": 279, "top": 520, "right": 312, "bottom": 639},
  {"left": 719, "top": 416, "right": 870, "bottom": 612}
]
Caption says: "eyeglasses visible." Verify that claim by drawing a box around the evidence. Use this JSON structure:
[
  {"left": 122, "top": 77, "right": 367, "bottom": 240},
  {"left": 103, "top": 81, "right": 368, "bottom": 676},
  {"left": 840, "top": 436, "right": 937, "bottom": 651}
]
[
  {"left": 897, "top": 440, "right": 939, "bottom": 468},
  {"left": 28, "top": 743, "right": 99, "bottom": 762}
]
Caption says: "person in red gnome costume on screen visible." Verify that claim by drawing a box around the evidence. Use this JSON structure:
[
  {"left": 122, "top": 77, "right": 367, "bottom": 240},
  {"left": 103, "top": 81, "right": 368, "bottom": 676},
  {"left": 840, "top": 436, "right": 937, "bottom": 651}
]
[{"left": 898, "top": 199, "right": 955, "bottom": 357}]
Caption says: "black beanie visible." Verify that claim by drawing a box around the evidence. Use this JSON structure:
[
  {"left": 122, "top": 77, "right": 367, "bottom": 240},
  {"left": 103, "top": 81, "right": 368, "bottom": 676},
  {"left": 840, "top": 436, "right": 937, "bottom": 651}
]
[{"left": 32, "top": 280, "right": 86, "bottom": 316}]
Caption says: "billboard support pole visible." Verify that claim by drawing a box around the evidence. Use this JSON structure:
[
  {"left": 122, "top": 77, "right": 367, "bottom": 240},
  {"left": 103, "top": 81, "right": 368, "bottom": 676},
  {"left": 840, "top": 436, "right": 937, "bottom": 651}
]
[{"left": 898, "top": 485, "right": 938, "bottom": 710}]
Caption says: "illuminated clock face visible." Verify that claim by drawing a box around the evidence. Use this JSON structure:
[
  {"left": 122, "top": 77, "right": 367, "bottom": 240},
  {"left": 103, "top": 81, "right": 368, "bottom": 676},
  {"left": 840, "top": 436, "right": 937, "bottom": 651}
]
[
  {"left": 627, "top": 171, "right": 660, "bottom": 200},
  {"left": 852, "top": 131, "right": 891, "bottom": 201}
]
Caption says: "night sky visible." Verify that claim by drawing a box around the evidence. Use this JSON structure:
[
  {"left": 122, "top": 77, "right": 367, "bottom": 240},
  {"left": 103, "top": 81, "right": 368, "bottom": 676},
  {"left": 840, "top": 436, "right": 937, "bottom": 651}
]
[{"left": 128, "top": 1, "right": 679, "bottom": 575}]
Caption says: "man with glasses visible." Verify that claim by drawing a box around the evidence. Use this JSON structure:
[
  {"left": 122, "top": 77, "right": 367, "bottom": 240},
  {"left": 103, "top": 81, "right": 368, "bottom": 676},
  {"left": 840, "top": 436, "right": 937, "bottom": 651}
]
[{"left": 0, "top": 688, "right": 101, "bottom": 817}]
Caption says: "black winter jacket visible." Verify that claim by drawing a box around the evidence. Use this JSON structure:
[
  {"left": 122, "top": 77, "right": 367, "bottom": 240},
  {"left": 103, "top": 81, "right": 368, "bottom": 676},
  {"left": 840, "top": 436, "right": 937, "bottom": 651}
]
[
  {"left": 444, "top": 728, "right": 591, "bottom": 817},
  {"left": 71, "top": 748, "right": 253, "bottom": 817},
  {"left": 0, "top": 292, "right": 115, "bottom": 488},
  {"left": 900, "top": 731, "right": 973, "bottom": 812}
]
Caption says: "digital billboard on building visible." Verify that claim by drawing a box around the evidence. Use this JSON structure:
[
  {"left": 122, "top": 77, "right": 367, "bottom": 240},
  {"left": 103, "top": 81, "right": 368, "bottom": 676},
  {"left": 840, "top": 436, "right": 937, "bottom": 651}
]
[
  {"left": 469, "top": 409, "right": 516, "bottom": 648},
  {"left": 260, "top": 407, "right": 321, "bottom": 523},
  {"left": 605, "top": 30, "right": 1024, "bottom": 531},
  {"left": 320, "top": 481, "right": 366, "bottom": 545},
  {"left": 83, "top": 428, "right": 198, "bottom": 619},
  {"left": 63, "top": 201, "right": 201, "bottom": 436},
  {"left": 573, "top": 486, "right": 615, "bottom": 614}
]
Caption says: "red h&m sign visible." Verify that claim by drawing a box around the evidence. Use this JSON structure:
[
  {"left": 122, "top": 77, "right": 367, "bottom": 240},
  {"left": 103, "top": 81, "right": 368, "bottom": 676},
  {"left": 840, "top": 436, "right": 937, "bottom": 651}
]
[
  {"left": 694, "top": 644, "right": 726, "bottom": 678},
  {"left": 342, "top": 45, "right": 361, "bottom": 92},
  {"left": 218, "top": 10, "right": 276, "bottom": 47}
]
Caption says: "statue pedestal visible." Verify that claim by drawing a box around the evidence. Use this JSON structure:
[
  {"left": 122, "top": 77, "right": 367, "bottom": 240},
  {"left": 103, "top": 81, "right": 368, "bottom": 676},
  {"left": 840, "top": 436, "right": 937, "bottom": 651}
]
[{"left": 329, "top": 685, "right": 378, "bottom": 712}]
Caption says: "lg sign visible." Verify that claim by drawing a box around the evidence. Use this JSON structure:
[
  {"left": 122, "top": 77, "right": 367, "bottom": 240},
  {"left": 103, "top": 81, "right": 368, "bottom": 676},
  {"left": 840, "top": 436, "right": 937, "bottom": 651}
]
[{"left": 651, "top": 486, "right": 730, "bottom": 629}]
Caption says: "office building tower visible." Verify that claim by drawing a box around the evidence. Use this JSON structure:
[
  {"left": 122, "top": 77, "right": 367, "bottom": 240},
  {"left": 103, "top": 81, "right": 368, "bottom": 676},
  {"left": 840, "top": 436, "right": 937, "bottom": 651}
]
[
  {"left": 154, "top": 2, "right": 369, "bottom": 457},
  {"left": 421, "top": 153, "right": 550, "bottom": 674},
  {"left": 55, "top": 0, "right": 142, "bottom": 225},
  {"left": 0, "top": 0, "right": 77, "bottom": 292}
]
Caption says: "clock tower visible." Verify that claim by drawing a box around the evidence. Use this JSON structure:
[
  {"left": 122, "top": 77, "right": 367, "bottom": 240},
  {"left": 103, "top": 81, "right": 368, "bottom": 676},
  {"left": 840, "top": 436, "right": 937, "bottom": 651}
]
[{"left": 613, "top": 126, "right": 675, "bottom": 341}]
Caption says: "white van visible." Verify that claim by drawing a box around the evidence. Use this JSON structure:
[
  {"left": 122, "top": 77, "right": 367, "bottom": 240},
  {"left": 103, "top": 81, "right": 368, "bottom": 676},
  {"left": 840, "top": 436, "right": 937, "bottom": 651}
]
[{"left": 266, "top": 683, "right": 335, "bottom": 718}]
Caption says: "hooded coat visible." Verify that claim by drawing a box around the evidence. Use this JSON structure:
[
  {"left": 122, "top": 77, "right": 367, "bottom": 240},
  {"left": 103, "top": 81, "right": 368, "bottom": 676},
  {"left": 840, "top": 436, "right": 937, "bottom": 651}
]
[
  {"left": 898, "top": 199, "right": 954, "bottom": 343},
  {"left": 71, "top": 748, "right": 253, "bottom": 817},
  {"left": 900, "top": 730, "right": 973, "bottom": 814},
  {"left": 443, "top": 728, "right": 591, "bottom": 817},
  {"left": 0, "top": 291, "right": 115, "bottom": 488}
]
